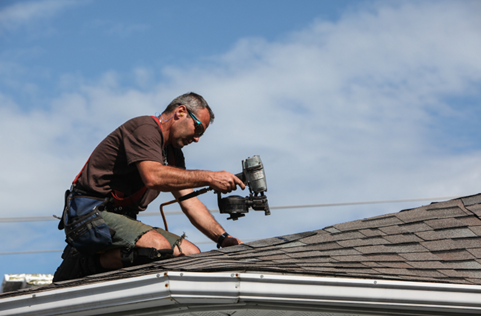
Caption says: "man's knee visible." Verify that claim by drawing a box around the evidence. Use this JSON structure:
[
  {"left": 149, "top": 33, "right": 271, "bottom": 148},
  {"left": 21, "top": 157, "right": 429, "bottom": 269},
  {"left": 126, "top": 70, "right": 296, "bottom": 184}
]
[
  {"left": 178, "top": 240, "right": 200, "bottom": 256},
  {"left": 136, "top": 229, "right": 200, "bottom": 256},
  {"left": 136, "top": 230, "right": 171, "bottom": 249}
]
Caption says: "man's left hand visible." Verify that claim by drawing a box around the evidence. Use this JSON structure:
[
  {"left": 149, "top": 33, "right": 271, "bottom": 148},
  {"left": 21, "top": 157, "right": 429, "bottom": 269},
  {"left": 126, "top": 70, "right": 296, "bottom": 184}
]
[{"left": 222, "top": 235, "right": 243, "bottom": 247}]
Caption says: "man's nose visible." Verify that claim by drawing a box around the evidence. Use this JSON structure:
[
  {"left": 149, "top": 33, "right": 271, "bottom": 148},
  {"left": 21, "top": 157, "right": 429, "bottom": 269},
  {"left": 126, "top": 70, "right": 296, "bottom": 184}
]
[{"left": 193, "top": 136, "right": 200, "bottom": 143}]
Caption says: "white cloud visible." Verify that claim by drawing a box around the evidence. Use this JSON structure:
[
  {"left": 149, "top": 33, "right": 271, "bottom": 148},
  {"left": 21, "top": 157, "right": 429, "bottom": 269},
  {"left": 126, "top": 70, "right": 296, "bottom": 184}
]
[
  {"left": 0, "top": 0, "right": 479, "bottom": 249},
  {"left": 0, "top": 0, "right": 80, "bottom": 34}
]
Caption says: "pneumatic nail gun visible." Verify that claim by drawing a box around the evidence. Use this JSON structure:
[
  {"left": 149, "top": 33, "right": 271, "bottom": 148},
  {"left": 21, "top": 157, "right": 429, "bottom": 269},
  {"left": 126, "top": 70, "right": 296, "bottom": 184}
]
[
  {"left": 160, "top": 155, "right": 270, "bottom": 230},
  {"left": 217, "top": 155, "right": 270, "bottom": 220}
]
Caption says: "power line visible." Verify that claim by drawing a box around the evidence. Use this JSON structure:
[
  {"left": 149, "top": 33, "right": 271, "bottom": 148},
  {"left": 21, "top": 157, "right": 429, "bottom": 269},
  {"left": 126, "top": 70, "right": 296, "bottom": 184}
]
[
  {"left": 0, "top": 196, "right": 460, "bottom": 223},
  {"left": 0, "top": 239, "right": 260, "bottom": 256},
  {"left": 0, "top": 195, "right": 462, "bottom": 256},
  {"left": 0, "top": 249, "right": 63, "bottom": 256}
]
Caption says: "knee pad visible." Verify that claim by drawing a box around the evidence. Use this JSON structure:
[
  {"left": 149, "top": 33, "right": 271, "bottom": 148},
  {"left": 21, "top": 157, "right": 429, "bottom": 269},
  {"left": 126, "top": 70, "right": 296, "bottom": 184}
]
[{"left": 121, "top": 247, "right": 173, "bottom": 267}]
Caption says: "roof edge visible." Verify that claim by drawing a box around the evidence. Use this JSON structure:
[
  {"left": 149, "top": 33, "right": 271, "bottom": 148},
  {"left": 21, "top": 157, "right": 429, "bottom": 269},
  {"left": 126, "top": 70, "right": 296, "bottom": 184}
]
[{"left": 1, "top": 271, "right": 481, "bottom": 315}]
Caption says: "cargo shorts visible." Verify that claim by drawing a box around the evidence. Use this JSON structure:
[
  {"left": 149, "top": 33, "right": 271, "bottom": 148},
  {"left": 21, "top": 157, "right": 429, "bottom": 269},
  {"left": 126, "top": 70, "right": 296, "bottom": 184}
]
[{"left": 101, "top": 211, "right": 182, "bottom": 250}]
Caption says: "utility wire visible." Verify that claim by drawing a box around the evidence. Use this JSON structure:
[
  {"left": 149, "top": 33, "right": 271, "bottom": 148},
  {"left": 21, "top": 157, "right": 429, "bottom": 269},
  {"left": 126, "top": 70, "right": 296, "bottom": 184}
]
[
  {"left": 0, "top": 239, "right": 260, "bottom": 256},
  {"left": 0, "top": 196, "right": 461, "bottom": 256},
  {"left": 0, "top": 196, "right": 460, "bottom": 223},
  {"left": 0, "top": 249, "right": 63, "bottom": 255}
]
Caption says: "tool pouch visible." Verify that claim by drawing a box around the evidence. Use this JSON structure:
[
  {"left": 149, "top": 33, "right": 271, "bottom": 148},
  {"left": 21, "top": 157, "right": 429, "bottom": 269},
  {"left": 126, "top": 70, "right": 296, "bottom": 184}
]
[{"left": 58, "top": 190, "right": 114, "bottom": 256}]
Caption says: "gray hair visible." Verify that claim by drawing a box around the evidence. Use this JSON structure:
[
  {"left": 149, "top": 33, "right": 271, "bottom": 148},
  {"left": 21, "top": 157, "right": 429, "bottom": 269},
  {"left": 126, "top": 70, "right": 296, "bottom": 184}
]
[{"left": 163, "top": 92, "right": 215, "bottom": 124}]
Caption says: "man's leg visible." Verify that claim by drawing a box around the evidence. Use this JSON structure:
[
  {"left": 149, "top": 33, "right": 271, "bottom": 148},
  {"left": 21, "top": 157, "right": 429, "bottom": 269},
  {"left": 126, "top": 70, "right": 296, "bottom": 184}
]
[
  {"left": 99, "top": 249, "right": 122, "bottom": 270},
  {"left": 135, "top": 230, "right": 200, "bottom": 256},
  {"left": 53, "top": 245, "right": 106, "bottom": 282},
  {"left": 98, "top": 211, "right": 200, "bottom": 269},
  {"left": 99, "top": 231, "right": 200, "bottom": 269},
  {"left": 54, "top": 212, "right": 201, "bottom": 281}
]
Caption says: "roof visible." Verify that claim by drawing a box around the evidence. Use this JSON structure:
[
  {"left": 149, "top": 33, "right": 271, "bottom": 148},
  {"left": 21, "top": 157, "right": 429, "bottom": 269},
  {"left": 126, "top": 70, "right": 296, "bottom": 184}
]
[
  {"left": 62, "top": 192, "right": 479, "bottom": 286},
  {"left": 1, "top": 193, "right": 481, "bottom": 315}
]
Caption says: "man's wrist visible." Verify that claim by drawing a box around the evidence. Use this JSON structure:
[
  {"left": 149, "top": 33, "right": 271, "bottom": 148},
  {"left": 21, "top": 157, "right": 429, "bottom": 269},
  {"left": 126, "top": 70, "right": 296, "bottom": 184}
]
[{"left": 217, "top": 232, "right": 229, "bottom": 249}]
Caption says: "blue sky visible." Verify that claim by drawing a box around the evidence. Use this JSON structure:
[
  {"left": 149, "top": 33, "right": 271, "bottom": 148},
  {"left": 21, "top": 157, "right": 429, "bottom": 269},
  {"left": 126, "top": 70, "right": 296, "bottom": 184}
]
[{"left": 0, "top": 0, "right": 480, "bottom": 280}]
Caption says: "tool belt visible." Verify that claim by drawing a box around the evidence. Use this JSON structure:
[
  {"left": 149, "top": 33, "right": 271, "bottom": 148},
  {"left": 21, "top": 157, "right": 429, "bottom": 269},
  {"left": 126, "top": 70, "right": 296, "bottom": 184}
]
[
  {"left": 58, "top": 155, "right": 148, "bottom": 255},
  {"left": 57, "top": 184, "right": 148, "bottom": 255},
  {"left": 58, "top": 188, "right": 114, "bottom": 256},
  {"left": 71, "top": 186, "right": 141, "bottom": 219}
]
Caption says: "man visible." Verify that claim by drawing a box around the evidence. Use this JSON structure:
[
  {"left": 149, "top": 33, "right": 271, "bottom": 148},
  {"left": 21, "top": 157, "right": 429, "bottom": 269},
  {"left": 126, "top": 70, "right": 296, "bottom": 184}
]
[{"left": 53, "top": 92, "right": 244, "bottom": 281}]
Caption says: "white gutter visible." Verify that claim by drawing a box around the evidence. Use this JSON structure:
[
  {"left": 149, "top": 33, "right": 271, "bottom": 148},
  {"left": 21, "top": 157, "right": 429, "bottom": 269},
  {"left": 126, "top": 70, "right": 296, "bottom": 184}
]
[{"left": 0, "top": 271, "right": 480, "bottom": 316}]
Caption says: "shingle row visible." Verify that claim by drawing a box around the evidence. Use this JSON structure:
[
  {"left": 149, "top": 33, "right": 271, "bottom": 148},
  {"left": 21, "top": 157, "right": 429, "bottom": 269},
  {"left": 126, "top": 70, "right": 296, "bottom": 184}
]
[
  {"left": 48, "top": 193, "right": 481, "bottom": 288},
  {"left": 150, "top": 193, "right": 481, "bottom": 285}
]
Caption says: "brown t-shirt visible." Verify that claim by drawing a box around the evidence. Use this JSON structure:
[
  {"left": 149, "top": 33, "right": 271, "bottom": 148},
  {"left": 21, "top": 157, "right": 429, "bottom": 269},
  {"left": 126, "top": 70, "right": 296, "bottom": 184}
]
[{"left": 76, "top": 116, "right": 185, "bottom": 212}]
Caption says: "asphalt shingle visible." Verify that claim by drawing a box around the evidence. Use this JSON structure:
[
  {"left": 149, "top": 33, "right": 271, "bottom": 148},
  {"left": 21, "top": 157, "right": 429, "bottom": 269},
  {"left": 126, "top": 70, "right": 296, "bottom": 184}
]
[
  {"left": 4, "top": 193, "right": 481, "bottom": 299},
  {"left": 173, "top": 193, "right": 481, "bottom": 285}
]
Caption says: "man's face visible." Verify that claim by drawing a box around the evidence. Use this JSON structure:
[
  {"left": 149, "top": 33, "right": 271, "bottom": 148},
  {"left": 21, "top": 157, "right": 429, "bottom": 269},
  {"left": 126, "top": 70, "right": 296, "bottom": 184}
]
[{"left": 171, "top": 106, "right": 210, "bottom": 149}]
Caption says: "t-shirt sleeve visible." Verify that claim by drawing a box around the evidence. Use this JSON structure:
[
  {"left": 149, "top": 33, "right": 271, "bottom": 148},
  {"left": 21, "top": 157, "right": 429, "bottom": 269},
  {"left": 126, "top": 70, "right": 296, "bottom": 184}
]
[{"left": 123, "top": 123, "right": 164, "bottom": 165}]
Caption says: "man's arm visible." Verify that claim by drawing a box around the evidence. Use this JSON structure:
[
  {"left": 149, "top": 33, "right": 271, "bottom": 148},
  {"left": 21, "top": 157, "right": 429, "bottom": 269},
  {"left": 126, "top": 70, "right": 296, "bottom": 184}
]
[
  {"left": 136, "top": 160, "right": 243, "bottom": 247},
  {"left": 136, "top": 160, "right": 245, "bottom": 193},
  {"left": 172, "top": 189, "right": 242, "bottom": 247}
]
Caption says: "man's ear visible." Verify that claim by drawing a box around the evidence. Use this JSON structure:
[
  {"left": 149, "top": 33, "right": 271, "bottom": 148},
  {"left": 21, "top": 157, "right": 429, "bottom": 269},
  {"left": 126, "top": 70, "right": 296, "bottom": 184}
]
[{"left": 176, "top": 105, "right": 187, "bottom": 117}]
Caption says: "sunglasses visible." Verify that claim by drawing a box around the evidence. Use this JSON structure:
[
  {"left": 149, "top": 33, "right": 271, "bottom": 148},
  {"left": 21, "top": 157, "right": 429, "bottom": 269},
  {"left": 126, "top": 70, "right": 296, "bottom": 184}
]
[{"left": 186, "top": 108, "right": 205, "bottom": 137}]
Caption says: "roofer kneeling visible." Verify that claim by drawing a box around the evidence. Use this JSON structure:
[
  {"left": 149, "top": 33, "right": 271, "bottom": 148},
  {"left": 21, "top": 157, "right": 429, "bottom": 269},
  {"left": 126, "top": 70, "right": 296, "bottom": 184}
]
[{"left": 54, "top": 92, "right": 244, "bottom": 281}]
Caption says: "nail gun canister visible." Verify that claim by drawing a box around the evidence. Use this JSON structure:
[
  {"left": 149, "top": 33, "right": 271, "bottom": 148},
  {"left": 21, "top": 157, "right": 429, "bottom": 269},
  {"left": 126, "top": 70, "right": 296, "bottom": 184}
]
[{"left": 242, "top": 155, "right": 267, "bottom": 194}]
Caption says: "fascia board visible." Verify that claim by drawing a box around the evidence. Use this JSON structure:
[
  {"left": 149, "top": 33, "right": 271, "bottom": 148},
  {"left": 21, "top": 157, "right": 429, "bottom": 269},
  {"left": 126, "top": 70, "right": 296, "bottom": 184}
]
[
  {"left": 236, "top": 273, "right": 481, "bottom": 314},
  {"left": 166, "top": 271, "right": 240, "bottom": 306},
  {"left": 0, "top": 272, "right": 240, "bottom": 316},
  {"left": 239, "top": 273, "right": 481, "bottom": 305},
  {"left": 1, "top": 271, "right": 481, "bottom": 316},
  {"left": 0, "top": 273, "right": 177, "bottom": 316}
]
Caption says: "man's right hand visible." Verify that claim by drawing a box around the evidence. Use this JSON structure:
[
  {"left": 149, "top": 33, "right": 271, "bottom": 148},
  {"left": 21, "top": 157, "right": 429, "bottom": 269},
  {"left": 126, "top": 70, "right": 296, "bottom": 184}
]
[{"left": 209, "top": 171, "right": 245, "bottom": 193}]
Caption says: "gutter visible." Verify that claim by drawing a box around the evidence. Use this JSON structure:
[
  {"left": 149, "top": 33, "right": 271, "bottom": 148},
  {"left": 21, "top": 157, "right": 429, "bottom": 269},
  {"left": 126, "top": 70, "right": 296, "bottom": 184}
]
[{"left": 0, "top": 271, "right": 480, "bottom": 315}]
